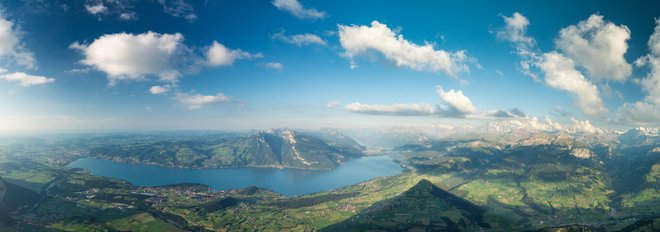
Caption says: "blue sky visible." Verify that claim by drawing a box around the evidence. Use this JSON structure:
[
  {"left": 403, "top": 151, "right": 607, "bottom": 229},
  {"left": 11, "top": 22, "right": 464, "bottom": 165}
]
[{"left": 0, "top": 0, "right": 659, "bottom": 132}]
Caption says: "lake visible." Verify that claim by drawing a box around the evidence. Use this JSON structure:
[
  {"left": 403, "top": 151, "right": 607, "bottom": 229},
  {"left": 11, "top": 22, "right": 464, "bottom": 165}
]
[{"left": 67, "top": 155, "right": 403, "bottom": 196}]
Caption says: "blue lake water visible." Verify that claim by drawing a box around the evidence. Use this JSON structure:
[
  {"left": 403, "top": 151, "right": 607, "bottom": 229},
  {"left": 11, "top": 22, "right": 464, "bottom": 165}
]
[{"left": 67, "top": 156, "right": 403, "bottom": 196}]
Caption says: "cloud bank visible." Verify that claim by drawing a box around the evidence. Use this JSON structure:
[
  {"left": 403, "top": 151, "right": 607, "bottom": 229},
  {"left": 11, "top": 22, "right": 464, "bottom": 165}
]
[{"left": 344, "top": 86, "right": 478, "bottom": 118}]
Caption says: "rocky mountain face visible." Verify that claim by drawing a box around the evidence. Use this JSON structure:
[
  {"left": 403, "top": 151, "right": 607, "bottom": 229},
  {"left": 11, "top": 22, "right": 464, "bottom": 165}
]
[{"left": 89, "top": 129, "right": 365, "bottom": 170}]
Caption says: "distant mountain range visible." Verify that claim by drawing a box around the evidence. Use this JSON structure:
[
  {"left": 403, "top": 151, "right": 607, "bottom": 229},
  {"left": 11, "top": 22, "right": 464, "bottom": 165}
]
[
  {"left": 0, "top": 124, "right": 658, "bottom": 231},
  {"left": 88, "top": 129, "right": 365, "bottom": 170},
  {"left": 388, "top": 123, "right": 659, "bottom": 231}
]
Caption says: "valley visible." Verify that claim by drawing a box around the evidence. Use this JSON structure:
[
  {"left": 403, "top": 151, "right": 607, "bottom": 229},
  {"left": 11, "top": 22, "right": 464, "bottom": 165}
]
[{"left": 0, "top": 125, "right": 658, "bottom": 231}]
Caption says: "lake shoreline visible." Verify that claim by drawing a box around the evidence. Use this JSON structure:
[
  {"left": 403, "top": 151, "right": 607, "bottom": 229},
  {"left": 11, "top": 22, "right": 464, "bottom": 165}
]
[{"left": 67, "top": 155, "right": 404, "bottom": 196}]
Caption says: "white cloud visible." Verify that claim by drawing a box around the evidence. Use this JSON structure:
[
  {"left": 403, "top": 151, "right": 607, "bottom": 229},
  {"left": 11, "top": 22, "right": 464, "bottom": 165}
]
[
  {"left": 544, "top": 117, "right": 564, "bottom": 131},
  {"left": 260, "top": 62, "right": 284, "bottom": 71},
  {"left": 206, "top": 41, "right": 262, "bottom": 67},
  {"left": 498, "top": 13, "right": 611, "bottom": 119},
  {"left": 0, "top": 72, "right": 54, "bottom": 87},
  {"left": 338, "top": 21, "right": 471, "bottom": 77},
  {"left": 556, "top": 14, "right": 632, "bottom": 82},
  {"left": 272, "top": 31, "right": 327, "bottom": 46},
  {"left": 85, "top": 2, "right": 108, "bottom": 15},
  {"left": 617, "top": 101, "right": 660, "bottom": 125},
  {"left": 175, "top": 92, "right": 232, "bottom": 109},
  {"left": 82, "top": 0, "right": 138, "bottom": 21},
  {"left": 496, "top": 12, "right": 539, "bottom": 80},
  {"left": 272, "top": 0, "right": 326, "bottom": 20},
  {"left": 71, "top": 32, "right": 259, "bottom": 85},
  {"left": 486, "top": 108, "right": 527, "bottom": 118},
  {"left": 497, "top": 12, "right": 535, "bottom": 49},
  {"left": 538, "top": 52, "right": 606, "bottom": 118},
  {"left": 344, "top": 102, "right": 437, "bottom": 116},
  {"left": 616, "top": 19, "right": 660, "bottom": 125},
  {"left": 119, "top": 12, "right": 137, "bottom": 21},
  {"left": 344, "top": 87, "right": 477, "bottom": 118},
  {"left": 638, "top": 19, "right": 660, "bottom": 106},
  {"left": 435, "top": 86, "right": 477, "bottom": 115},
  {"left": 158, "top": 0, "right": 197, "bottom": 22},
  {"left": 0, "top": 15, "right": 36, "bottom": 69},
  {"left": 149, "top": 85, "right": 169, "bottom": 95},
  {"left": 566, "top": 117, "right": 598, "bottom": 134},
  {"left": 70, "top": 32, "right": 188, "bottom": 85},
  {"left": 81, "top": 1, "right": 197, "bottom": 22}
]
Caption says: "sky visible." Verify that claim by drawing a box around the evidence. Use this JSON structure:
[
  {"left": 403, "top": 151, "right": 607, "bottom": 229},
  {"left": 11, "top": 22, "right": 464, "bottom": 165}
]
[{"left": 0, "top": 0, "right": 659, "bottom": 133}]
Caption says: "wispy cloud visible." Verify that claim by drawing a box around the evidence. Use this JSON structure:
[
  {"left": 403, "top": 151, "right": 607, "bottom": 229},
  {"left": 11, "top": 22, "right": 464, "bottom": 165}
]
[
  {"left": 158, "top": 0, "right": 197, "bottom": 22},
  {"left": 272, "top": 0, "right": 327, "bottom": 19},
  {"left": 0, "top": 71, "right": 54, "bottom": 87},
  {"left": 175, "top": 92, "right": 232, "bottom": 109},
  {"left": 272, "top": 30, "right": 327, "bottom": 47},
  {"left": 260, "top": 62, "right": 284, "bottom": 71}
]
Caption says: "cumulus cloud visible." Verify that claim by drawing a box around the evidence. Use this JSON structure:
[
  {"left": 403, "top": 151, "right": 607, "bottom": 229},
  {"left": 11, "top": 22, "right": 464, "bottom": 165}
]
[
  {"left": 435, "top": 86, "right": 477, "bottom": 116},
  {"left": 544, "top": 117, "right": 564, "bottom": 131},
  {"left": 637, "top": 20, "right": 660, "bottom": 106},
  {"left": 486, "top": 116, "right": 603, "bottom": 134},
  {"left": 0, "top": 15, "right": 36, "bottom": 69},
  {"left": 272, "top": 31, "right": 327, "bottom": 46},
  {"left": 556, "top": 14, "right": 632, "bottom": 82},
  {"left": 260, "top": 62, "right": 284, "bottom": 71},
  {"left": 616, "top": 19, "right": 660, "bottom": 125},
  {"left": 497, "top": 13, "right": 609, "bottom": 119},
  {"left": 70, "top": 32, "right": 187, "bottom": 85},
  {"left": 0, "top": 71, "right": 55, "bottom": 87},
  {"left": 497, "top": 12, "right": 535, "bottom": 51},
  {"left": 565, "top": 117, "right": 599, "bottom": 134},
  {"left": 206, "top": 41, "right": 262, "bottom": 67},
  {"left": 71, "top": 32, "right": 259, "bottom": 85},
  {"left": 149, "top": 85, "right": 169, "bottom": 95},
  {"left": 539, "top": 52, "right": 606, "bottom": 118},
  {"left": 344, "top": 102, "right": 438, "bottom": 116},
  {"left": 272, "top": 0, "right": 326, "bottom": 20},
  {"left": 175, "top": 92, "right": 231, "bottom": 109},
  {"left": 338, "top": 21, "right": 472, "bottom": 77}
]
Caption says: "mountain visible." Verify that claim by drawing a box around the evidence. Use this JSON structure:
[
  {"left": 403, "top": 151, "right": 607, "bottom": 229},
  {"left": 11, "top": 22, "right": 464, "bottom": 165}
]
[
  {"left": 0, "top": 176, "right": 41, "bottom": 226},
  {"left": 323, "top": 179, "right": 488, "bottom": 231},
  {"left": 88, "top": 129, "right": 365, "bottom": 170},
  {"left": 619, "top": 127, "right": 660, "bottom": 147},
  {"left": 339, "top": 126, "right": 463, "bottom": 149},
  {"left": 0, "top": 126, "right": 658, "bottom": 231},
  {"left": 391, "top": 125, "right": 659, "bottom": 231}
]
